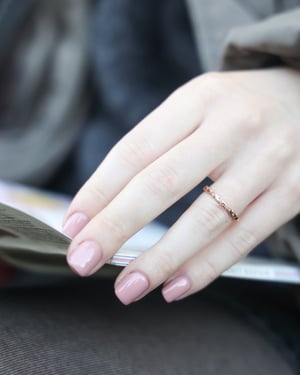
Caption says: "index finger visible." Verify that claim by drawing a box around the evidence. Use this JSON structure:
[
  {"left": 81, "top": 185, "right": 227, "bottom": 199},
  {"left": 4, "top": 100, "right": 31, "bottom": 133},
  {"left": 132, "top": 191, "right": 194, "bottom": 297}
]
[{"left": 63, "top": 79, "right": 205, "bottom": 236}]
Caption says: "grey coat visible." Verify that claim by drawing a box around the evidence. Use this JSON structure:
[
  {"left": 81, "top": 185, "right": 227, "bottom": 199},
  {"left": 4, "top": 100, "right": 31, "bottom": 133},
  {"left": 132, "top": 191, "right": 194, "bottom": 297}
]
[{"left": 0, "top": 0, "right": 299, "bottom": 262}]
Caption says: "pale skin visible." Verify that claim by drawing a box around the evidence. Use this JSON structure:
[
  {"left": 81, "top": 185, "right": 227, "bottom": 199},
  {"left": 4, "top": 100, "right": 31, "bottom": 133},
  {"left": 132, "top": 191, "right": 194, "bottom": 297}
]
[{"left": 63, "top": 67, "right": 300, "bottom": 304}]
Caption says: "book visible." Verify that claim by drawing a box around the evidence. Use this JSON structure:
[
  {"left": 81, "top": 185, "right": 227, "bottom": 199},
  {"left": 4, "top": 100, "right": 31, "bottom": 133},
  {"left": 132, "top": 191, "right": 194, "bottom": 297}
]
[{"left": 0, "top": 180, "right": 300, "bottom": 283}]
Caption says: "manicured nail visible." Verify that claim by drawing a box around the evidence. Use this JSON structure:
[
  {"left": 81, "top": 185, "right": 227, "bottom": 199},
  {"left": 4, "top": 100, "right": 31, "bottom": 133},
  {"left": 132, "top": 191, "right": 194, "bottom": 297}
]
[
  {"left": 162, "top": 276, "right": 191, "bottom": 303},
  {"left": 63, "top": 212, "right": 89, "bottom": 238},
  {"left": 115, "top": 272, "right": 149, "bottom": 305},
  {"left": 67, "top": 240, "right": 103, "bottom": 276}
]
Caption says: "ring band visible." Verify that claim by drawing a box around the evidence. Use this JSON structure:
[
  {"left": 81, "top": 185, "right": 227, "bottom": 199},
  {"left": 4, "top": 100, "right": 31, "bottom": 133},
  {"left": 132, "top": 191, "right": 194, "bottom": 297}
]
[{"left": 203, "top": 185, "right": 239, "bottom": 221}]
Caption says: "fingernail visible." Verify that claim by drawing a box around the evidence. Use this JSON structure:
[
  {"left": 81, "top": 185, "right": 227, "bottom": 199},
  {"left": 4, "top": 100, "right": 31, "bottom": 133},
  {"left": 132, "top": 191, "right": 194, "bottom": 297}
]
[
  {"left": 162, "top": 276, "right": 191, "bottom": 303},
  {"left": 63, "top": 212, "right": 89, "bottom": 238},
  {"left": 115, "top": 272, "right": 149, "bottom": 305},
  {"left": 67, "top": 240, "right": 103, "bottom": 276}
]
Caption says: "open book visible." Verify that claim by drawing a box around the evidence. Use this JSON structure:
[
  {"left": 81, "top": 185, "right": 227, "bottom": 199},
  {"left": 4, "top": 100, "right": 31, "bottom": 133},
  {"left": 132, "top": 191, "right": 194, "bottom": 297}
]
[{"left": 0, "top": 180, "right": 300, "bottom": 283}]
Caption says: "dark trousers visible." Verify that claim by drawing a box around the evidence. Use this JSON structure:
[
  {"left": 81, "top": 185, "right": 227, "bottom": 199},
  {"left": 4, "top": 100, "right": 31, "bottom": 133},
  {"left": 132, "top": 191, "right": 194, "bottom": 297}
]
[{"left": 0, "top": 277, "right": 299, "bottom": 374}]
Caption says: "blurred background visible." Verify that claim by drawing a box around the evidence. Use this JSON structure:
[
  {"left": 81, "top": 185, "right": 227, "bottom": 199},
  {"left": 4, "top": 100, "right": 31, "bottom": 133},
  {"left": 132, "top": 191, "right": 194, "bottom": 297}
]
[{"left": 0, "top": 0, "right": 202, "bottom": 228}]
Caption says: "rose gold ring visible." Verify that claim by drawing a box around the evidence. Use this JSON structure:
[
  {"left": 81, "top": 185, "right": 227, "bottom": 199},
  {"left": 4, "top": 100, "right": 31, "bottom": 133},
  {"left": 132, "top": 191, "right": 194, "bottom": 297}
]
[{"left": 203, "top": 185, "right": 239, "bottom": 221}]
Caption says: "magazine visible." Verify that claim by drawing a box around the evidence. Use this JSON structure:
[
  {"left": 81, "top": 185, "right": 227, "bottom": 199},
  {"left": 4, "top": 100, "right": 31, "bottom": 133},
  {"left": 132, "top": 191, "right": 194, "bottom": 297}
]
[{"left": 0, "top": 180, "right": 300, "bottom": 283}]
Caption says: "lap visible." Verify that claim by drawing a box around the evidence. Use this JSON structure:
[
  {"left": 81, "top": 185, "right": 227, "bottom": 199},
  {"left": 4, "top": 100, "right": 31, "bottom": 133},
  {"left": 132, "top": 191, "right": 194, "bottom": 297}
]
[{"left": 0, "top": 278, "right": 298, "bottom": 375}]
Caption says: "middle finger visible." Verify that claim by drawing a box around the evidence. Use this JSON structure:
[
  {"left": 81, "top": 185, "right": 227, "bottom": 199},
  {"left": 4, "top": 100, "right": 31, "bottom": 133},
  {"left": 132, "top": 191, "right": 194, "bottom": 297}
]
[{"left": 66, "top": 121, "right": 234, "bottom": 276}]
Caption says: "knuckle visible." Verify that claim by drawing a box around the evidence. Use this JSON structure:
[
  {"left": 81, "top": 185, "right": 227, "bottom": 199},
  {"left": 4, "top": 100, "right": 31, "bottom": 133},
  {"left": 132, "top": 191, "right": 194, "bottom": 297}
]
[
  {"left": 273, "top": 144, "right": 292, "bottom": 166},
  {"left": 191, "top": 200, "right": 228, "bottom": 237},
  {"left": 143, "top": 163, "right": 180, "bottom": 197},
  {"left": 227, "top": 228, "right": 257, "bottom": 258},
  {"left": 167, "top": 84, "right": 186, "bottom": 102},
  {"left": 232, "top": 98, "right": 265, "bottom": 138},
  {"left": 274, "top": 136, "right": 293, "bottom": 163},
  {"left": 203, "top": 258, "right": 219, "bottom": 284},
  {"left": 152, "top": 252, "right": 178, "bottom": 279},
  {"left": 242, "top": 110, "right": 263, "bottom": 135},
  {"left": 116, "top": 137, "right": 153, "bottom": 170},
  {"left": 85, "top": 182, "right": 109, "bottom": 206},
  {"left": 264, "top": 136, "right": 293, "bottom": 168},
  {"left": 98, "top": 213, "right": 127, "bottom": 245},
  {"left": 200, "top": 72, "right": 225, "bottom": 90},
  {"left": 172, "top": 73, "right": 226, "bottom": 105},
  {"left": 198, "top": 72, "right": 227, "bottom": 101}
]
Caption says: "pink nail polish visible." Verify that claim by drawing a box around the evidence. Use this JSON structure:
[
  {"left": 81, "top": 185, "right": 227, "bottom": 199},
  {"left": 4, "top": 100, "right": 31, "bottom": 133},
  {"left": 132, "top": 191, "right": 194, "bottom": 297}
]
[
  {"left": 115, "top": 272, "right": 149, "bottom": 305},
  {"left": 63, "top": 212, "right": 89, "bottom": 238},
  {"left": 67, "top": 241, "right": 103, "bottom": 276},
  {"left": 162, "top": 276, "right": 191, "bottom": 303}
]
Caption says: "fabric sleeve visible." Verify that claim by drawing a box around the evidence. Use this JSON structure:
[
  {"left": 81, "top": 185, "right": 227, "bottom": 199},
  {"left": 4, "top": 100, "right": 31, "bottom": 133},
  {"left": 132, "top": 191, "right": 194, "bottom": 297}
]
[{"left": 222, "top": 8, "right": 300, "bottom": 70}]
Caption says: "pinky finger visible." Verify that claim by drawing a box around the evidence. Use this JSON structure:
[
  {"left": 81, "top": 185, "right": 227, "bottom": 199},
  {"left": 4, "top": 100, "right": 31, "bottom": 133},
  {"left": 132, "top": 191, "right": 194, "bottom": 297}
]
[{"left": 162, "top": 185, "right": 299, "bottom": 302}]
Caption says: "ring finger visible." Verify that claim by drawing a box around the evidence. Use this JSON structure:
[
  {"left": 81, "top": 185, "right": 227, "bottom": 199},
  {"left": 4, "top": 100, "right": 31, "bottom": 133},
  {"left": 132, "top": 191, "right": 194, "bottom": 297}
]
[{"left": 113, "top": 152, "right": 279, "bottom": 304}]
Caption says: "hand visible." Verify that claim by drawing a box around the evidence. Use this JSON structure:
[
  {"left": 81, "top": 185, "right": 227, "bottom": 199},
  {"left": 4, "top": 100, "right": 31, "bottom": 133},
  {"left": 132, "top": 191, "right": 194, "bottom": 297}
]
[{"left": 63, "top": 68, "right": 300, "bottom": 304}]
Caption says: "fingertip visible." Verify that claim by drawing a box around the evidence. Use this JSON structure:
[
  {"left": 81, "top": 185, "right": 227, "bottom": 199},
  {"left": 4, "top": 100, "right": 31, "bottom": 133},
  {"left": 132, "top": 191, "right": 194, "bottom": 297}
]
[
  {"left": 161, "top": 276, "right": 191, "bottom": 303},
  {"left": 63, "top": 212, "right": 89, "bottom": 238},
  {"left": 67, "top": 240, "right": 104, "bottom": 277},
  {"left": 115, "top": 271, "right": 150, "bottom": 305}
]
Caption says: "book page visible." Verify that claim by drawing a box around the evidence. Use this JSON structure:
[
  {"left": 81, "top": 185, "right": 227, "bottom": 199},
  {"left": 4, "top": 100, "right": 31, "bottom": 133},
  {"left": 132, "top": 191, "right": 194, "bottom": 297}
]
[
  {"left": 0, "top": 180, "right": 167, "bottom": 270},
  {"left": 0, "top": 180, "right": 300, "bottom": 283},
  {"left": 0, "top": 202, "right": 69, "bottom": 254}
]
